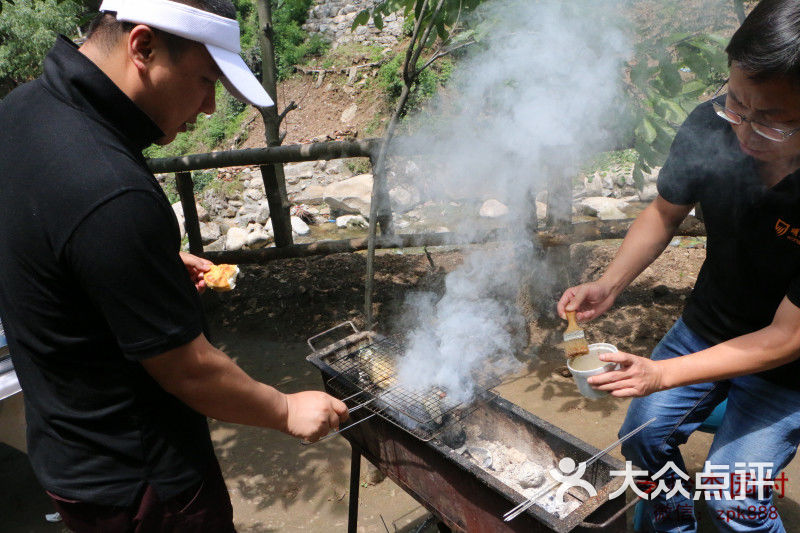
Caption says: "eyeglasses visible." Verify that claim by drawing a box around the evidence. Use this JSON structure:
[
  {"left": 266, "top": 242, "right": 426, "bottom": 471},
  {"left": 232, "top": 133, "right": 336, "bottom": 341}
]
[{"left": 711, "top": 79, "right": 800, "bottom": 142}]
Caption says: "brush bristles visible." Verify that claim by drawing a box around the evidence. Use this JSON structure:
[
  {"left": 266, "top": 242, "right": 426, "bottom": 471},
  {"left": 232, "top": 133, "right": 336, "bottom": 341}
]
[{"left": 563, "top": 338, "right": 589, "bottom": 358}]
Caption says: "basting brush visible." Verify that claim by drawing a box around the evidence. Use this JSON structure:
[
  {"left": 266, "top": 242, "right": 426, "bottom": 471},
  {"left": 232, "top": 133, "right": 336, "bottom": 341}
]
[{"left": 563, "top": 310, "right": 589, "bottom": 358}]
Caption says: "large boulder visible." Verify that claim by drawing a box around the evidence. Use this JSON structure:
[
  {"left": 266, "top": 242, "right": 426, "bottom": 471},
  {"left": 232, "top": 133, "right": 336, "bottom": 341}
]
[
  {"left": 291, "top": 216, "right": 310, "bottom": 236},
  {"left": 578, "top": 197, "right": 629, "bottom": 220},
  {"left": 323, "top": 173, "right": 372, "bottom": 217},
  {"left": 336, "top": 215, "right": 368, "bottom": 228},
  {"left": 246, "top": 227, "right": 273, "bottom": 249},
  {"left": 389, "top": 186, "right": 419, "bottom": 213},
  {"left": 199, "top": 222, "right": 221, "bottom": 244},
  {"left": 292, "top": 183, "right": 326, "bottom": 204},
  {"left": 225, "top": 227, "right": 248, "bottom": 251},
  {"left": 283, "top": 161, "right": 316, "bottom": 181},
  {"left": 479, "top": 199, "right": 509, "bottom": 218}
]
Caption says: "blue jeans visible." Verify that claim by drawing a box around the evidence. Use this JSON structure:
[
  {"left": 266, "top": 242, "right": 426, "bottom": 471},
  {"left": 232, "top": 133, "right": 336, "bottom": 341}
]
[{"left": 620, "top": 318, "right": 800, "bottom": 532}]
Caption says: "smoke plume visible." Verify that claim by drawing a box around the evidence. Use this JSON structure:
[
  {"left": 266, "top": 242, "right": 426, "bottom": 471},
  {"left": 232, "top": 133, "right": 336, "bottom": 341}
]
[{"left": 392, "top": 0, "right": 631, "bottom": 403}]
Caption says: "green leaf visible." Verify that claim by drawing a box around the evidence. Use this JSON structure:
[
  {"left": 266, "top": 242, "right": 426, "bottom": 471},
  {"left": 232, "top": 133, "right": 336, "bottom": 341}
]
[
  {"left": 373, "top": 12, "right": 384, "bottom": 31},
  {"left": 659, "top": 62, "right": 682, "bottom": 97},
  {"left": 635, "top": 139, "right": 660, "bottom": 164},
  {"left": 351, "top": 9, "right": 370, "bottom": 30},
  {"left": 681, "top": 79, "right": 707, "bottom": 96},
  {"left": 636, "top": 117, "right": 658, "bottom": 144},
  {"left": 632, "top": 162, "right": 645, "bottom": 190}
]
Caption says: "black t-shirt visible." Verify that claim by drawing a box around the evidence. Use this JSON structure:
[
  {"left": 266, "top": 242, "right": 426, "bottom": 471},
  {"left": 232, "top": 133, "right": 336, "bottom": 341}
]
[
  {"left": 658, "top": 99, "right": 800, "bottom": 390},
  {"left": 0, "top": 37, "right": 215, "bottom": 506}
]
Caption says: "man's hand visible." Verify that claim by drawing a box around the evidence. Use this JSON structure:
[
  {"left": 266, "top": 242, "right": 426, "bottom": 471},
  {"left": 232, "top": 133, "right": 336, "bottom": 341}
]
[
  {"left": 283, "top": 391, "right": 349, "bottom": 442},
  {"left": 586, "top": 352, "right": 665, "bottom": 397},
  {"left": 557, "top": 281, "right": 616, "bottom": 322},
  {"left": 179, "top": 252, "right": 213, "bottom": 293}
]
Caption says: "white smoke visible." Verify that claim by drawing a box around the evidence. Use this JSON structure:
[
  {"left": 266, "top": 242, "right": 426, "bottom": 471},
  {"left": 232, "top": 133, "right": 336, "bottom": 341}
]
[{"left": 392, "top": 0, "right": 631, "bottom": 402}]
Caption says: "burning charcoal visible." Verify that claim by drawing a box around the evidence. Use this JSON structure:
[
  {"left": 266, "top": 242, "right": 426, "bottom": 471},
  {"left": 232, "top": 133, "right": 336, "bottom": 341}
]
[
  {"left": 467, "top": 446, "right": 492, "bottom": 469},
  {"left": 518, "top": 461, "right": 546, "bottom": 489},
  {"left": 438, "top": 419, "right": 466, "bottom": 449}
]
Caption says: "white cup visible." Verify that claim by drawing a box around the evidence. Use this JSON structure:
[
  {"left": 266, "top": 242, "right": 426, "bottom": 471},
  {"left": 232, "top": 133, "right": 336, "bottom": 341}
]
[{"left": 567, "top": 343, "right": 619, "bottom": 400}]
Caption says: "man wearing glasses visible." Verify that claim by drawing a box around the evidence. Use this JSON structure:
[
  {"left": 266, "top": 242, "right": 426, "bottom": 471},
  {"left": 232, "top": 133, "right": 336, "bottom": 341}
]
[{"left": 558, "top": 0, "right": 800, "bottom": 530}]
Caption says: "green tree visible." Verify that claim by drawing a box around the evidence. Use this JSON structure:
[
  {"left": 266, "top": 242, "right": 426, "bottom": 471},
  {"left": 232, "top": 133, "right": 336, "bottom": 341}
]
[{"left": 0, "top": 0, "right": 82, "bottom": 96}]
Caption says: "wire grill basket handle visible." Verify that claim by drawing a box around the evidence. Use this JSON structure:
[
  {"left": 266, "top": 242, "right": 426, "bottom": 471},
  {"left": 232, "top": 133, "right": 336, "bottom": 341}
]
[{"left": 307, "top": 321, "right": 359, "bottom": 352}]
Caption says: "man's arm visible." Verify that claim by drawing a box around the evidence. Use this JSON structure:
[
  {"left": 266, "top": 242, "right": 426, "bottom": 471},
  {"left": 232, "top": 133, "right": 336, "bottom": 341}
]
[
  {"left": 140, "top": 334, "right": 348, "bottom": 442},
  {"left": 557, "top": 195, "right": 694, "bottom": 320},
  {"left": 589, "top": 296, "right": 800, "bottom": 396}
]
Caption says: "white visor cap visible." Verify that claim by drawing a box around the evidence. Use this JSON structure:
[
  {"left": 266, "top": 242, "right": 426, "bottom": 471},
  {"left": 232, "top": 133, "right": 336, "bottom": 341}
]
[{"left": 98, "top": 0, "right": 273, "bottom": 108}]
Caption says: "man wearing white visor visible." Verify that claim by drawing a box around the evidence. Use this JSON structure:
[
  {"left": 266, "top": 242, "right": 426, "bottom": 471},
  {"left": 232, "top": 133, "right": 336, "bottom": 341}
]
[{"left": 0, "top": 1, "right": 348, "bottom": 531}]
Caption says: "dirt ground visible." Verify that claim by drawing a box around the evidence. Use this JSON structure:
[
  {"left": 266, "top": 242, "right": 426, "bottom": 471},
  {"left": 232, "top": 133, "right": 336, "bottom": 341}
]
[{"left": 2, "top": 241, "right": 800, "bottom": 532}]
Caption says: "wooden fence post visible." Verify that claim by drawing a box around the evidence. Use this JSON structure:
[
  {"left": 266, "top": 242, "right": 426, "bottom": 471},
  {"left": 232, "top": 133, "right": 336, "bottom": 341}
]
[{"left": 176, "top": 171, "right": 204, "bottom": 256}]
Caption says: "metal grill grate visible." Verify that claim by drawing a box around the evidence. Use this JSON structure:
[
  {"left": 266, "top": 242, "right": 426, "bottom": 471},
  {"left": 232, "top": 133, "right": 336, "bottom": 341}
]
[{"left": 322, "top": 336, "right": 501, "bottom": 441}]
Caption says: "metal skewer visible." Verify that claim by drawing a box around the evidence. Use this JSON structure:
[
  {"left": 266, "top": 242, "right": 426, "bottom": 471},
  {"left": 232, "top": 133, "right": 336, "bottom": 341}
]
[
  {"left": 302, "top": 379, "right": 410, "bottom": 445},
  {"left": 502, "top": 417, "right": 657, "bottom": 522},
  {"left": 300, "top": 412, "right": 379, "bottom": 445}
]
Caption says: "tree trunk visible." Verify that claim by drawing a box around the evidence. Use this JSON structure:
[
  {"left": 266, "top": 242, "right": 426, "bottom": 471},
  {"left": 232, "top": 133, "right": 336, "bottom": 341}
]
[{"left": 255, "top": 0, "right": 293, "bottom": 247}]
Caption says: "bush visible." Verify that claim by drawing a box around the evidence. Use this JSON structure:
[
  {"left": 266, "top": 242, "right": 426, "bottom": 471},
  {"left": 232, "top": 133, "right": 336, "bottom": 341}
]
[
  {"left": 0, "top": 0, "right": 82, "bottom": 97},
  {"left": 235, "top": 0, "right": 330, "bottom": 80},
  {"left": 272, "top": 0, "right": 329, "bottom": 79},
  {"left": 378, "top": 54, "right": 454, "bottom": 115}
]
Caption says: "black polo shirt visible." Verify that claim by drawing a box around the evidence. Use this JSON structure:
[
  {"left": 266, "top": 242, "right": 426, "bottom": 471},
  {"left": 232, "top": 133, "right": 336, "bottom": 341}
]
[
  {"left": 658, "top": 99, "right": 800, "bottom": 390},
  {"left": 0, "top": 37, "right": 215, "bottom": 506}
]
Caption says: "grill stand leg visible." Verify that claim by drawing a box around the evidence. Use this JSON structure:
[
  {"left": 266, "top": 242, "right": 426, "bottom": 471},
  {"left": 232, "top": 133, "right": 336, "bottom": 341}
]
[{"left": 348, "top": 445, "right": 361, "bottom": 533}]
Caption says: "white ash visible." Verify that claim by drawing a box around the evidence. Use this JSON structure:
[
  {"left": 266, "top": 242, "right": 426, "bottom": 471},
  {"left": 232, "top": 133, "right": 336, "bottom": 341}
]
[{"left": 464, "top": 439, "right": 581, "bottom": 519}]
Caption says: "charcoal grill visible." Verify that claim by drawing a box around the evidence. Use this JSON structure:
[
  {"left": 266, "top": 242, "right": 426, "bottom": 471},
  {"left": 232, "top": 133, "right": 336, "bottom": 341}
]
[{"left": 306, "top": 323, "right": 636, "bottom": 532}]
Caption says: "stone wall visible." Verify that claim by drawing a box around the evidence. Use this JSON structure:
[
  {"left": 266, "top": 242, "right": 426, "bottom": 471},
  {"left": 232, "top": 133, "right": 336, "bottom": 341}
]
[{"left": 303, "top": 0, "right": 405, "bottom": 48}]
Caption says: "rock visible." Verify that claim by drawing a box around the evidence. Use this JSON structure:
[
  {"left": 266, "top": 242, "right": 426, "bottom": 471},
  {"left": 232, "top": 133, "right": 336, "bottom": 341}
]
[
  {"left": 246, "top": 228, "right": 273, "bottom": 249},
  {"left": 291, "top": 216, "right": 310, "bottom": 236},
  {"left": 292, "top": 184, "right": 326, "bottom": 204},
  {"left": 479, "top": 199, "right": 509, "bottom": 218},
  {"left": 236, "top": 212, "right": 259, "bottom": 226},
  {"left": 256, "top": 202, "right": 271, "bottom": 224},
  {"left": 323, "top": 174, "right": 372, "bottom": 217},
  {"left": 584, "top": 173, "right": 604, "bottom": 196},
  {"left": 578, "top": 197, "right": 629, "bottom": 220},
  {"left": 199, "top": 222, "right": 221, "bottom": 244},
  {"left": 389, "top": 186, "right": 418, "bottom": 213},
  {"left": 245, "top": 187, "right": 264, "bottom": 201},
  {"left": 284, "top": 161, "right": 316, "bottom": 180},
  {"left": 346, "top": 67, "right": 358, "bottom": 86},
  {"left": 205, "top": 237, "right": 225, "bottom": 252},
  {"left": 536, "top": 201, "right": 548, "bottom": 220},
  {"left": 645, "top": 166, "right": 662, "bottom": 183},
  {"left": 225, "top": 227, "right": 248, "bottom": 251},
  {"left": 171, "top": 201, "right": 184, "bottom": 218},
  {"left": 638, "top": 183, "right": 658, "bottom": 202},
  {"left": 217, "top": 218, "right": 235, "bottom": 235},
  {"left": 195, "top": 203, "right": 209, "bottom": 222},
  {"left": 340, "top": 103, "right": 358, "bottom": 123},
  {"left": 336, "top": 214, "right": 368, "bottom": 228}
]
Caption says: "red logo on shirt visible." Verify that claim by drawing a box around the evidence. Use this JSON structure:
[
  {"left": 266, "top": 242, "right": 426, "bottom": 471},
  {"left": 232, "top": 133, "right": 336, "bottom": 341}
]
[{"left": 775, "top": 218, "right": 800, "bottom": 245}]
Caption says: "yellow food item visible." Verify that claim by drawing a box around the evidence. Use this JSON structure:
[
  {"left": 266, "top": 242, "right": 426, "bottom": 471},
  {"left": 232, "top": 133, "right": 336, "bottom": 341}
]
[{"left": 204, "top": 264, "right": 240, "bottom": 292}]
